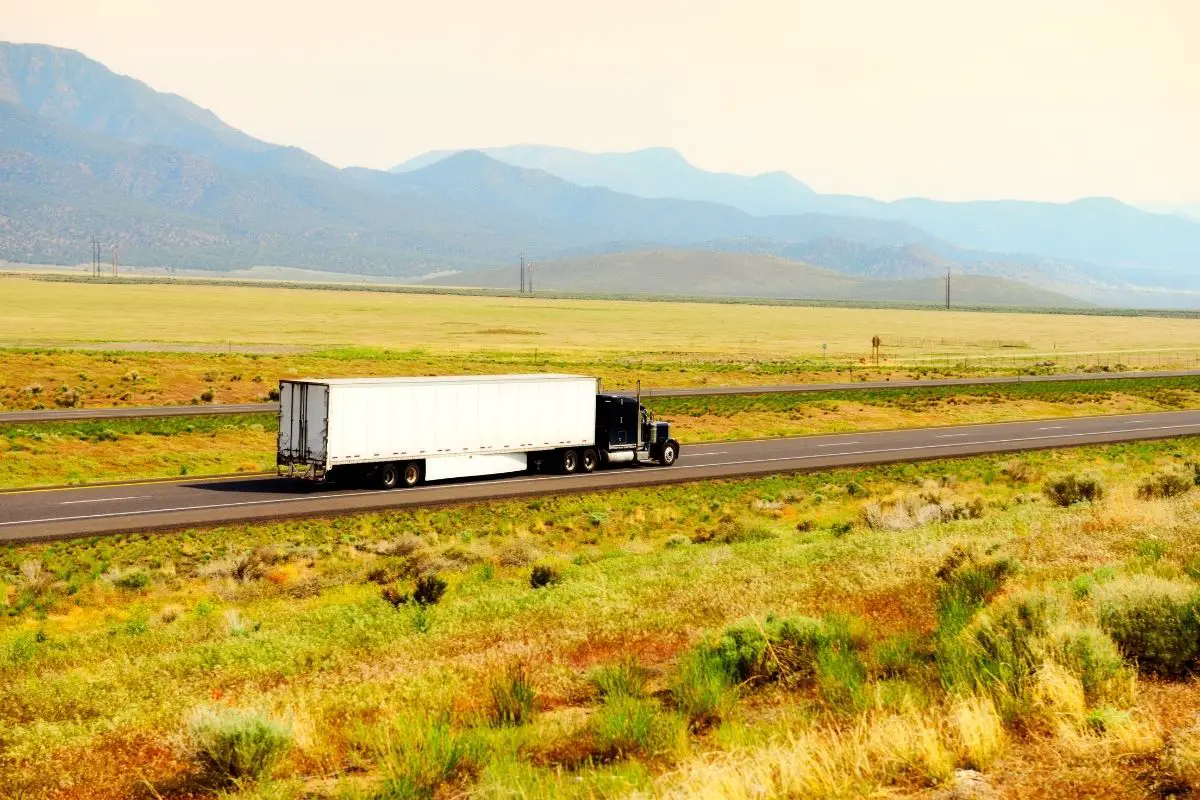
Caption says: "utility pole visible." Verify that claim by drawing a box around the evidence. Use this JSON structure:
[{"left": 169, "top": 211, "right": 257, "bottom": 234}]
[
  {"left": 91, "top": 237, "right": 100, "bottom": 277},
  {"left": 519, "top": 256, "right": 526, "bottom": 294},
  {"left": 945, "top": 267, "right": 951, "bottom": 310},
  {"left": 111, "top": 244, "right": 119, "bottom": 277},
  {"left": 527, "top": 261, "right": 534, "bottom": 295}
]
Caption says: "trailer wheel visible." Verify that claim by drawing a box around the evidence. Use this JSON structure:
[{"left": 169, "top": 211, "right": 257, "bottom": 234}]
[
  {"left": 379, "top": 463, "right": 401, "bottom": 489},
  {"left": 401, "top": 461, "right": 423, "bottom": 487},
  {"left": 581, "top": 448, "right": 598, "bottom": 473},
  {"left": 561, "top": 449, "right": 579, "bottom": 474},
  {"left": 659, "top": 440, "right": 679, "bottom": 466}
]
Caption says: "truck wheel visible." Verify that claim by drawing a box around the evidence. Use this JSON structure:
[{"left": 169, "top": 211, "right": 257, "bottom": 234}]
[
  {"left": 561, "top": 449, "right": 579, "bottom": 474},
  {"left": 581, "top": 448, "right": 598, "bottom": 473},
  {"left": 659, "top": 440, "right": 679, "bottom": 466},
  {"left": 401, "top": 461, "right": 423, "bottom": 487},
  {"left": 379, "top": 463, "right": 401, "bottom": 489}
]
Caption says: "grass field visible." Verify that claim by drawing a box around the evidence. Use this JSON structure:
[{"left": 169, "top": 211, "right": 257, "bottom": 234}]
[
  {"left": 6, "top": 439, "right": 1200, "bottom": 798},
  {"left": 4, "top": 379, "right": 1200, "bottom": 489},
  {"left": 0, "top": 346, "right": 916, "bottom": 412},
  {"left": 5, "top": 275, "right": 1200, "bottom": 360}
]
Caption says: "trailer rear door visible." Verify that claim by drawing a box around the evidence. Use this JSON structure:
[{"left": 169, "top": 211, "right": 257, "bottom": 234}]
[{"left": 278, "top": 381, "right": 330, "bottom": 465}]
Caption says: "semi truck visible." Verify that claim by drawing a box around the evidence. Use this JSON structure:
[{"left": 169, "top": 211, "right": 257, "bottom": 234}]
[{"left": 276, "top": 374, "right": 679, "bottom": 488}]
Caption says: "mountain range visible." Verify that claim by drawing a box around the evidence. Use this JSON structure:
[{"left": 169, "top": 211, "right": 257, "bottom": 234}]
[{"left": 2, "top": 41, "right": 1199, "bottom": 307}]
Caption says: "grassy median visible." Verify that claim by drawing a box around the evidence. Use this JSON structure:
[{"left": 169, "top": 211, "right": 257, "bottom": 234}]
[
  {"left": 2, "top": 379, "right": 1198, "bottom": 490},
  {"left": 5, "top": 439, "right": 1200, "bottom": 798}
]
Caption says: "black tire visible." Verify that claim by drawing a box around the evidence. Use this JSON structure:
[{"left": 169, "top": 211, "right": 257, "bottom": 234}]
[
  {"left": 401, "top": 461, "right": 423, "bottom": 487},
  {"left": 379, "top": 462, "right": 401, "bottom": 489},
  {"left": 561, "top": 449, "right": 579, "bottom": 474},
  {"left": 581, "top": 448, "right": 598, "bottom": 473},
  {"left": 659, "top": 440, "right": 679, "bottom": 466}
]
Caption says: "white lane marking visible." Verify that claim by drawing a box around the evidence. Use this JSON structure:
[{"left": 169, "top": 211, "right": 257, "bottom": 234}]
[
  {"left": 6, "top": 421, "right": 1200, "bottom": 528},
  {"left": 59, "top": 495, "right": 150, "bottom": 505},
  {"left": 1035, "top": 426, "right": 1065, "bottom": 430},
  {"left": 693, "top": 423, "right": 1200, "bottom": 470},
  {"left": 818, "top": 441, "right": 859, "bottom": 447},
  {"left": 686, "top": 450, "right": 728, "bottom": 456},
  {"left": 936, "top": 433, "right": 969, "bottom": 438},
  {"left": 1123, "top": 419, "right": 1149, "bottom": 424}
]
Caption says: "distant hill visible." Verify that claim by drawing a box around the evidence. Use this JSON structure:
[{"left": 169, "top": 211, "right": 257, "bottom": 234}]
[
  {"left": 423, "top": 249, "right": 1087, "bottom": 308},
  {"left": 0, "top": 41, "right": 331, "bottom": 177},
  {"left": 393, "top": 144, "right": 817, "bottom": 216},
  {"left": 398, "top": 145, "right": 1200, "bottom": 274}
]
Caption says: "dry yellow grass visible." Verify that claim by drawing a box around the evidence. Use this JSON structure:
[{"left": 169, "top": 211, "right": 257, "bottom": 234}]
[{"left": 3, "top": 275, "right": 1199, "bottom": 359}]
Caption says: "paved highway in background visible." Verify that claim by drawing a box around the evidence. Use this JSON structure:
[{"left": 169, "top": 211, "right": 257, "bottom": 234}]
[
  {"left": 2, "top": 369, "right": 1198, "bottom": 424},
  {"left": 3, "top": 410, "right": 1199, "bottom": 543}
]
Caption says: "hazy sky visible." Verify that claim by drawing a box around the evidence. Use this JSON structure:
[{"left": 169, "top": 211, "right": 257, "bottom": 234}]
[{"left": 5, "top": 0, "right": 1198, "bottom": 203}]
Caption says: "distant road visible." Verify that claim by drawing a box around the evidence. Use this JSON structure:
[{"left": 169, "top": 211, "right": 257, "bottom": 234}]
[
  {"left": 4, "top": 410, "right": 1199, "bottom": 543},
  {"left": 2, "top": 369, "right": 1198, "bottom": 424}
]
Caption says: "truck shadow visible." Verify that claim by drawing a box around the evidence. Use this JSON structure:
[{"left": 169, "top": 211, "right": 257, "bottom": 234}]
[{"left": 184, "top": 477, "right": 341, "bottom": 495}]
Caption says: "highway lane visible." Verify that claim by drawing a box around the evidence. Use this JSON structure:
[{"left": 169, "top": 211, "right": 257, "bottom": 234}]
[
  {"left": 2, "top": 369, "right": 1198, "bottom": 423},
  {"left": 3, "top": 410, "right": 1200, "bottom": 544}
]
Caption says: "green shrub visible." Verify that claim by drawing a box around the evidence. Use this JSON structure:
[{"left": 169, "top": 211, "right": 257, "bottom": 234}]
[
  {"left": 960, "top": 590, "right": 1062, "bottom": 696},
  {"left": 1042, "top": 623, "right": 1129, "bottom": 703},
  {"left": 381, "top": 583, "right": 408, "bottom": 608},
  {"left": 488, "top": 663, "right": 536, "bottom": 727},
  {"left": 935, "top": 548, "right": 1017, "bottom": 635},
  {"left": 382, "top": 573, "right": 447, "bottom": 608},
  {"left": 1095, "top": 577, "right": 1200, "bottom": 677},
  {"left": 374, "top": 715, "right": 481, "bottom": 800},
  {"left": 529, "top": 563, "right": 561, "bottom": 589},
  {"left": 1085, "top": 706, "right": 1132, "bottom": 734},
  {"left": 1043, "top": 473, "right": 1105, "bottom": 507},
  {"left": 113, "top": 571, "right": 150, "bottom": 591},
  {"left": 1137, "top": 469, "right": 1193, "bottom": 500},
  {"left": 873, "top": 632, "right": 926, "bottom": 677},
  {"left": 412, "top": 574, "right": 447, "bottom": 606},
  {"left": 690, "top": 615, "right": 869, "bottom": 712},
  {"left": 199, "top": 388, "right": 216, "bottom": 403},
  {"left": 1071, "top": 573, "right": 1097, "bottom": 600},
  {"left": 592, "top": 656, "right": 648, "bottom": 699},
  {"left": 671, "top": 649, "right": 736, "bottom": 727},
  {"left": 815, "top": 638, "right": 869, "bottom": 713},
  {"left": 188, "top": 707, "right": 291, "bottom": 784},
  {"left": 591, "top": 695, "right": 683, "bottom": 761},
  {"left": 701, "top": 619, "right": 772, "bottom": 683},
  {"left": 1136, "top": 539, "right": 1167, "bottom": 562}
]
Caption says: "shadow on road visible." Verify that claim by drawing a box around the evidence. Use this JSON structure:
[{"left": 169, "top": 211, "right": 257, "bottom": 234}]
[{"left": 184, "top": 477, "right": 343, "bottom": 495}]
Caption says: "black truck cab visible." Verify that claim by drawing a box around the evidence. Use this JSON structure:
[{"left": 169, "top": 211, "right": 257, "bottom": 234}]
[{"left": 595, "top": 394, "right": 678, "bottom": 465}]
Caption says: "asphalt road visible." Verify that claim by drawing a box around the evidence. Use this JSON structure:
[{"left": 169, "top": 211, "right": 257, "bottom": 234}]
[
  {"left": 2, "top": 369, "right": 1198, "bottom": 424},
  {"left": 4, "top": 410, "right": 1199, "bottom": 544}
]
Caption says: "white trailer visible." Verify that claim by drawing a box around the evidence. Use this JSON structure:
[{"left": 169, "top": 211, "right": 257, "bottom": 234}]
[{"left": 277, "top": 373, "right": 679, "bottom": 487}]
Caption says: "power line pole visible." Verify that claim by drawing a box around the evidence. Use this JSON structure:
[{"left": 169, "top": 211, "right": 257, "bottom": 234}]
[
  {"left": 527, "top": 261, "right": 534, "bottom": 295},
  {"left": 111, "top": 244, "right": 119, "bottom": 277},
  {"left": 945, "top": 268, "right": 951, "bottom": 310},
  {"left": 519, "top": 256, "right": 526, "bottom": 294}
]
